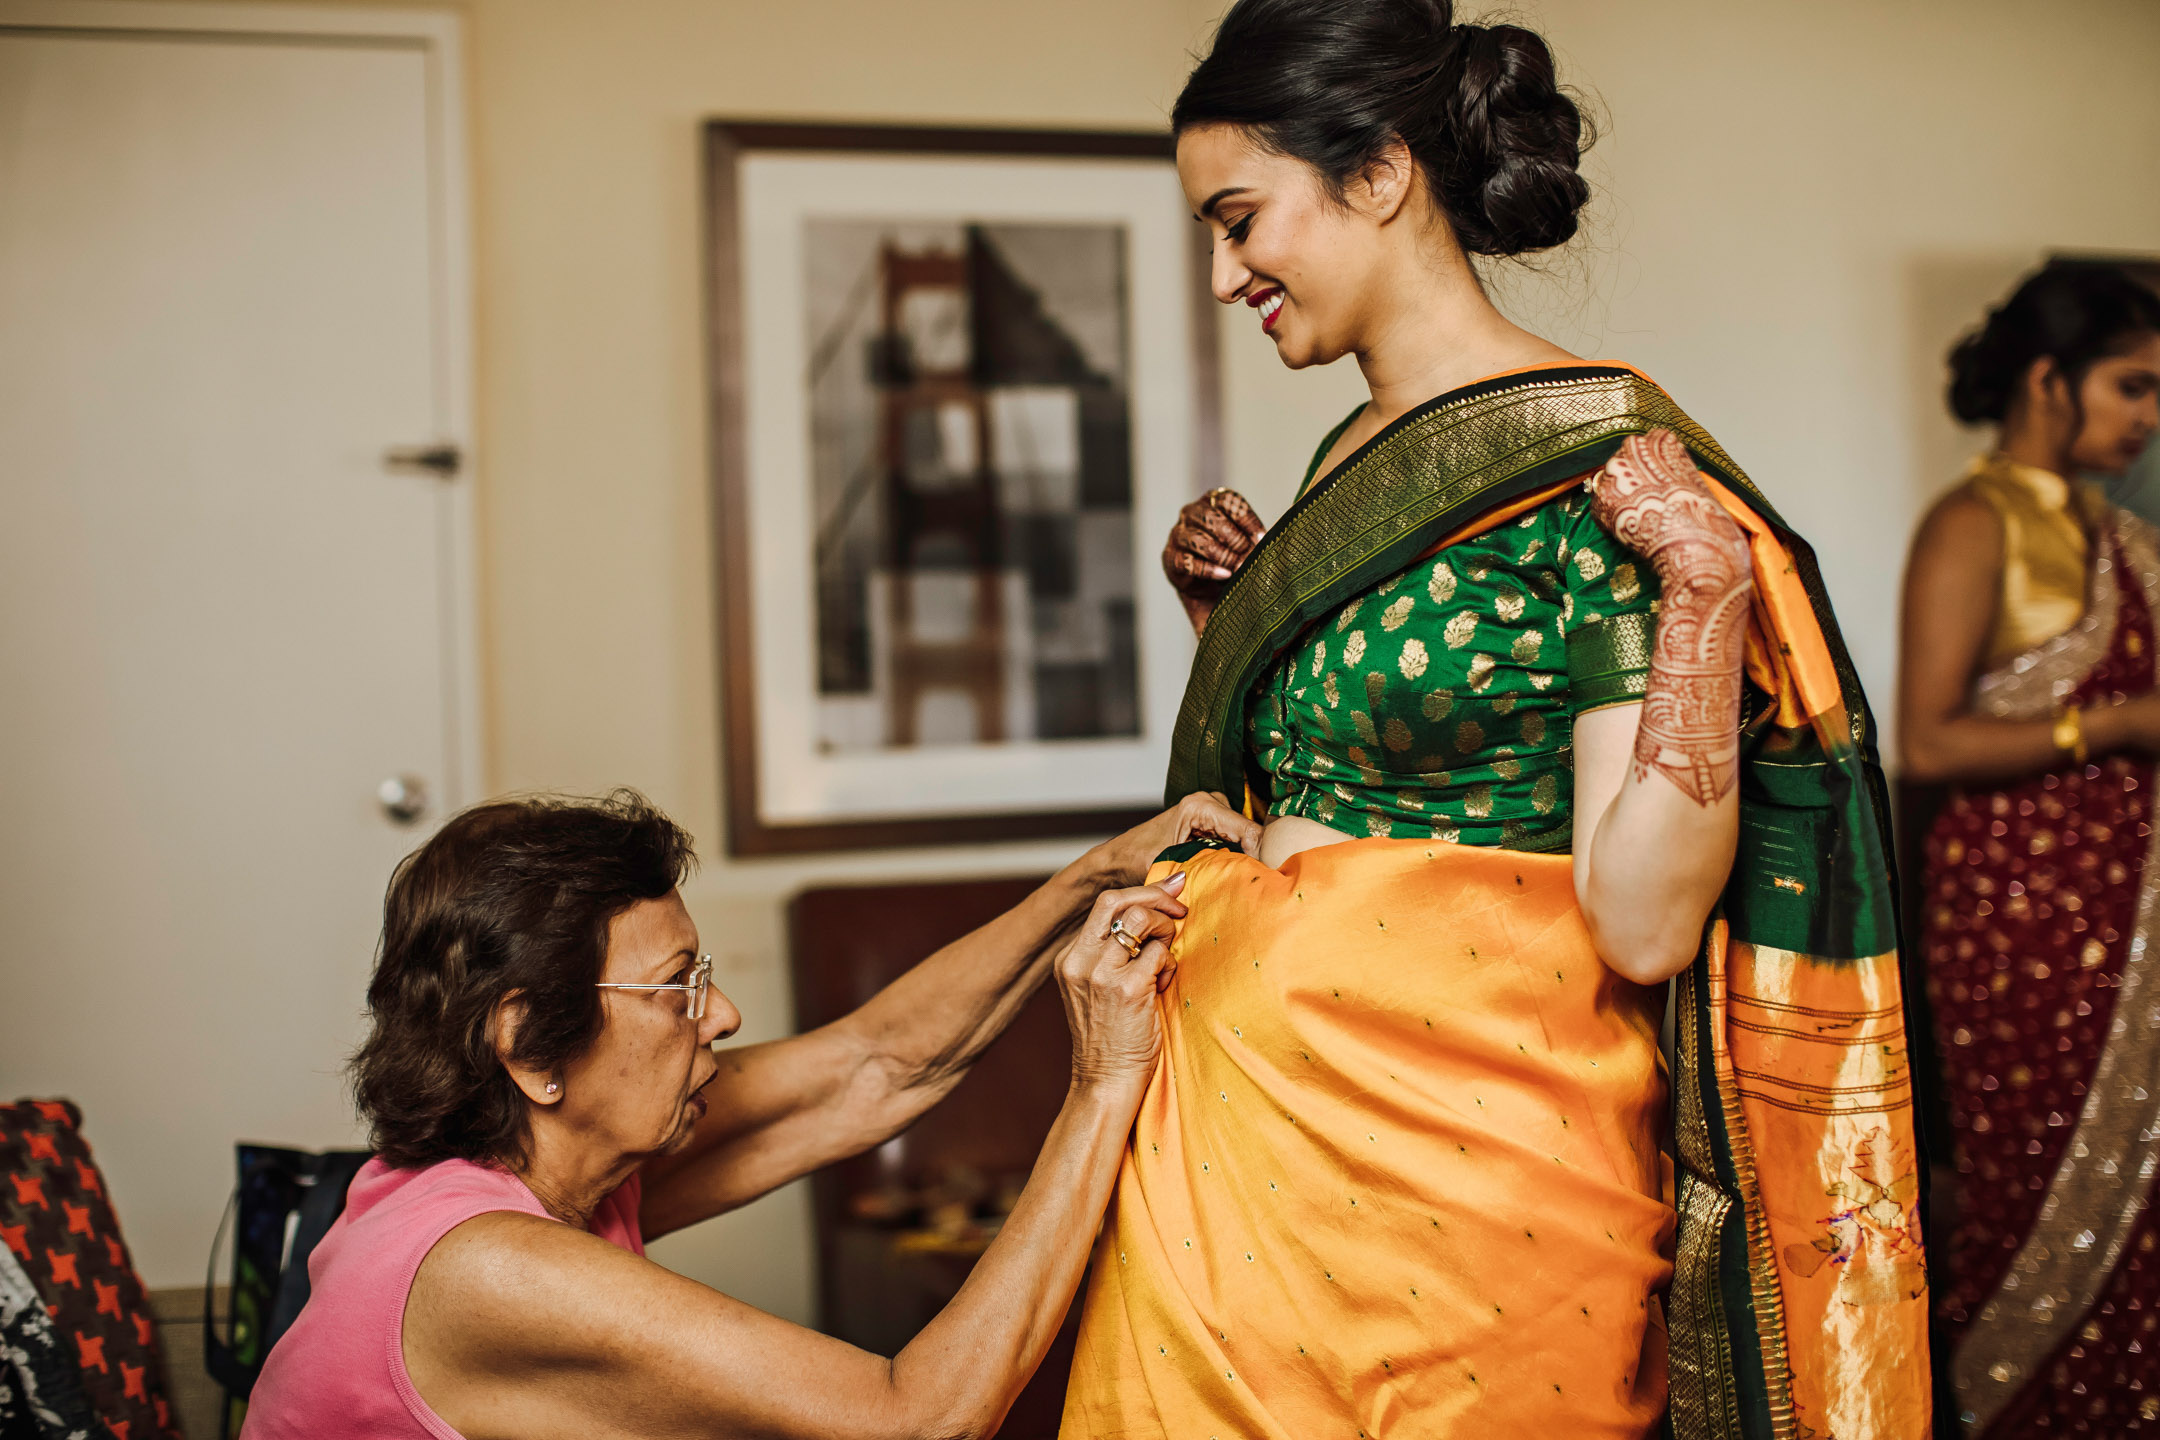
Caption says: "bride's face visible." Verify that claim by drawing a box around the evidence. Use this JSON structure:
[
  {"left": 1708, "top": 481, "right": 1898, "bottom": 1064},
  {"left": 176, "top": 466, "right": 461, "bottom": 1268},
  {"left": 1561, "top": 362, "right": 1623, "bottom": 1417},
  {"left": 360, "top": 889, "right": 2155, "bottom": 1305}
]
[{"left": 1176, "top": 124, "right": 1394, "bottom": 372}]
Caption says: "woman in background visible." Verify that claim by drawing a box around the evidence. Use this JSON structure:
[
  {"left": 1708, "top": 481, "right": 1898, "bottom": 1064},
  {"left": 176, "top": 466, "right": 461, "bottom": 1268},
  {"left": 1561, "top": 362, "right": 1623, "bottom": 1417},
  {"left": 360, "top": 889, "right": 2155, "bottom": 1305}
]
[
  {"left": 1902, "top": 261, "right": 2160, "bottom": 1437},
  {"left": 1063, "top": 1, "right": 1932, "bottom": 1437}
]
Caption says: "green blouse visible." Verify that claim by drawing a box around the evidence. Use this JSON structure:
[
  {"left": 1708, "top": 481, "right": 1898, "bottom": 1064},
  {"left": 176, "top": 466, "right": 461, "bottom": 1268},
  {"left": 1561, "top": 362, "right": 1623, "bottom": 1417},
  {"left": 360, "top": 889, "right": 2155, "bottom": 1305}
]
[{"left": 1245, "top": 411, "right": 1661, "bottom": 853}]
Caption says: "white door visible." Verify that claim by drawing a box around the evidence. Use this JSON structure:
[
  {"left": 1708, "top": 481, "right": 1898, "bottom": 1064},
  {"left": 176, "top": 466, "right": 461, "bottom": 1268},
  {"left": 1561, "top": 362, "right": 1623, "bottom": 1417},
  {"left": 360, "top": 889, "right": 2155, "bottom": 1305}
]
[{"left": 0, "top": 6, "right": 475, "bottom": 1287}]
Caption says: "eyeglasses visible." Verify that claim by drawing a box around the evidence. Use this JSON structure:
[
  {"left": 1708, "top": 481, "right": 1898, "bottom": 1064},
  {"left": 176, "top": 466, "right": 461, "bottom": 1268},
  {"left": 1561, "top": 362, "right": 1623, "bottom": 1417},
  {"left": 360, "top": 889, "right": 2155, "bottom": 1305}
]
[{"left": 595, "top": 953, "right": 713, "bottom": 1021}]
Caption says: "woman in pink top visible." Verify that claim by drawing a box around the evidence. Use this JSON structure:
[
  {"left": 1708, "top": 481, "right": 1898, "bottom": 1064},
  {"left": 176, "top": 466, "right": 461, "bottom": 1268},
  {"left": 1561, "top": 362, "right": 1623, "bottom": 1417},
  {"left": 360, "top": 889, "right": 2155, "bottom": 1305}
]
[{"left": 243, "top": 788, "right": 1255, "bottom": 1440}]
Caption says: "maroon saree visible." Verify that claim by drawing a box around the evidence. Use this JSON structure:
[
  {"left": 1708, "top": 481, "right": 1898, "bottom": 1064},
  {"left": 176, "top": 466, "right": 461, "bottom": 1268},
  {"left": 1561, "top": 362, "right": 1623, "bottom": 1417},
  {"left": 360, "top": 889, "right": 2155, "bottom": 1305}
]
[{"left": 1925, "top": 511, "right": 2160, "bottom": 1435}]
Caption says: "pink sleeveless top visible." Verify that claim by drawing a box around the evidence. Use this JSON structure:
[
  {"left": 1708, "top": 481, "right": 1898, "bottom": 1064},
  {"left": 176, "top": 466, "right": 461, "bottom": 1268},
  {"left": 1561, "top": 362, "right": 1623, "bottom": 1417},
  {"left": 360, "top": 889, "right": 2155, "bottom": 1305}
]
[{"left": 241, "top": 1156, "right": 645, "bottom": 1439}]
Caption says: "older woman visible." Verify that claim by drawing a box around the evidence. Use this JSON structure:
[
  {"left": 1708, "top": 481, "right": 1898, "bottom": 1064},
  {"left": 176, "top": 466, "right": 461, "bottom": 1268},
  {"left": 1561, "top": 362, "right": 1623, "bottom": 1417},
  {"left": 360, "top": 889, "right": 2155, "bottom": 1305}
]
[{"left": 240, "top": 788, "right": 1256, "bottom": 1440}]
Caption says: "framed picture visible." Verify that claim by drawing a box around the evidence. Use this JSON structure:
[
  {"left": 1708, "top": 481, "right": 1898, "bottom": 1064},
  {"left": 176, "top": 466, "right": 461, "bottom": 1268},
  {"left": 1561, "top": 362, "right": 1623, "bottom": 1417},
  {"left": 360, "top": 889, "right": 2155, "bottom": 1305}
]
[{"left": 704, "top": 123, "right": 1222, "bottom": 854}]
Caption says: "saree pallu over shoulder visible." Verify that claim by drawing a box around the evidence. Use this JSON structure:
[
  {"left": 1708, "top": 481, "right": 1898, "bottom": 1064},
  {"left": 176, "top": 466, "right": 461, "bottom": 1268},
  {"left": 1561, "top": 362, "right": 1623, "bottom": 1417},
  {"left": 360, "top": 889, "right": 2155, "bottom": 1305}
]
[{"left": 1142, "top": 366, "right": 1931, "bottom": 1440}]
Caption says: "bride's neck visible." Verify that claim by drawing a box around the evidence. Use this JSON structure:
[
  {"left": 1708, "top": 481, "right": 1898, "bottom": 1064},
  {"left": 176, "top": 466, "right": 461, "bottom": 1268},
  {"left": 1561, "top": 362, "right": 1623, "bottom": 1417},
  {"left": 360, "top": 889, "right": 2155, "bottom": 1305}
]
[{"left": 1352, "top": 247, "right": 1575, "bottom": 424}]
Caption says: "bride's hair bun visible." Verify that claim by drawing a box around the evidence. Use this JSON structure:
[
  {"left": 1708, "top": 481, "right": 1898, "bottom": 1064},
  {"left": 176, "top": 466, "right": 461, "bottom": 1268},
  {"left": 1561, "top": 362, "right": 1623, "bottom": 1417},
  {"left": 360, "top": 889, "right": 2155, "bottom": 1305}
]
[{"left": 1173, "top": 0, "right": 1591, "bottom": 257}]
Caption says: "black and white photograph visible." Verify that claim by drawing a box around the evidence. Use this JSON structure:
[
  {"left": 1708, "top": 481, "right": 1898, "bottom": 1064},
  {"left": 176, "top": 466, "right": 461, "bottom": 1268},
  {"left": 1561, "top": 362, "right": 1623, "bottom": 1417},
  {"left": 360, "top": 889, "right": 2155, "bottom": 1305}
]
[
  {"left": 709, "top": 123, "right": 1219, "bottom": 853},
  {"left": 803, "top": 217, "right": 1141, "bottom": 753}
]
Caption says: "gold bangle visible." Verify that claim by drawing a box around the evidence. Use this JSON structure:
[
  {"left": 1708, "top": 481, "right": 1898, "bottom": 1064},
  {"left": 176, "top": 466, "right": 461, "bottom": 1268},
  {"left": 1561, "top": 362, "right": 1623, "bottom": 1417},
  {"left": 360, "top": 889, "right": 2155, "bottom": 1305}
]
[{"left": 2052, "top": 703, "right": 2089, "bottom": 767}]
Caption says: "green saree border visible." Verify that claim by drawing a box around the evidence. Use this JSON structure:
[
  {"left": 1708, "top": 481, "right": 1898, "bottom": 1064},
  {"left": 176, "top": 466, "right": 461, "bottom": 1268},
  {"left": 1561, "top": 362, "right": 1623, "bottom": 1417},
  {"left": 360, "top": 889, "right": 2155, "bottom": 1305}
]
[{"left": 1673, "top": 962, "right": 1767, "bottom": 1439}]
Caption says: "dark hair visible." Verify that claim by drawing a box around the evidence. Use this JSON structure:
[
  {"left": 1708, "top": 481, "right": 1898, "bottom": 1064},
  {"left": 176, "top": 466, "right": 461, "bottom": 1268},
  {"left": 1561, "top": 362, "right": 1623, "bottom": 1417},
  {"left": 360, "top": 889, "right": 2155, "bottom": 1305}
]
[
  {"left": 1171, "top": 0, "right": 1590, "bottom": 257},
  {"left": 352, "top": 790, "right": 696, "bottom": 1169},
  {"left": 1948, "top": 260, "right": 2160, "bottom": 424}
]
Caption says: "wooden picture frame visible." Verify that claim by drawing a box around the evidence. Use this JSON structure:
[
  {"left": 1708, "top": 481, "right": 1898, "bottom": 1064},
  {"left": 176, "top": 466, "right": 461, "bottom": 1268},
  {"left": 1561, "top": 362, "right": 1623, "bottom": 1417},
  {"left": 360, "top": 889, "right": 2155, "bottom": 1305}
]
[{"left": 704, "top": 122, "right": 1222, "bottom": 855}]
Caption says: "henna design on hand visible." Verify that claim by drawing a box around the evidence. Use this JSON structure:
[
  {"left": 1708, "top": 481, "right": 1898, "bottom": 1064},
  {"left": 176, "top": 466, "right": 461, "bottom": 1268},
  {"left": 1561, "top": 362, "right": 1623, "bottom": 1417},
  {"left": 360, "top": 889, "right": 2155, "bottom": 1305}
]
[
  {"left": 1162, "top": 489, "right": 1267, "bottom": 635},
  {"left": 1589, "top": 429, "right": 1753, "bottom": 807}
]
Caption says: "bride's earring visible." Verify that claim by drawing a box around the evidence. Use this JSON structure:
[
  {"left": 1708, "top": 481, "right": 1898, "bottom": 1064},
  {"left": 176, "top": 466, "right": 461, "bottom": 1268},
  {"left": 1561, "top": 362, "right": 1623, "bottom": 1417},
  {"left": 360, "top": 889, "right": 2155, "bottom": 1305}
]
[{"left": 544, "top": 1081, "right": 560, "bottom": 1095}]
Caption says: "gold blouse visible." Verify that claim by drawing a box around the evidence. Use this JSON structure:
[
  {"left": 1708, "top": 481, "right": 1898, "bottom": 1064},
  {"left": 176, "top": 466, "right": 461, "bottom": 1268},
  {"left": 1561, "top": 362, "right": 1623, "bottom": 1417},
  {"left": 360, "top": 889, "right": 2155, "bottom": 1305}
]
[{"left": 1960, "top": 454, "right": 2094, "bottom": 669}]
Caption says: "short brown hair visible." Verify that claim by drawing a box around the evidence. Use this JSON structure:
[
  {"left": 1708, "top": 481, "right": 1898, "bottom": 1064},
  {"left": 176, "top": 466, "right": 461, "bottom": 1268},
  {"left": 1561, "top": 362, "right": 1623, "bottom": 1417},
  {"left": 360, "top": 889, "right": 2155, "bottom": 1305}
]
[{"left": 352, "top": 790, "right": 696, "bottom": 1169}]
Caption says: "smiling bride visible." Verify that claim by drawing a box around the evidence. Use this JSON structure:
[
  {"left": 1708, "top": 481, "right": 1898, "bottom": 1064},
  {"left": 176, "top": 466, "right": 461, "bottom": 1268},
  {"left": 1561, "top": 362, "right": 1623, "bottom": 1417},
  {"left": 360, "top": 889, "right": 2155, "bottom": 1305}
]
[{"left": 1058, "top": 2, "right": 1932, "bottom": 1437}]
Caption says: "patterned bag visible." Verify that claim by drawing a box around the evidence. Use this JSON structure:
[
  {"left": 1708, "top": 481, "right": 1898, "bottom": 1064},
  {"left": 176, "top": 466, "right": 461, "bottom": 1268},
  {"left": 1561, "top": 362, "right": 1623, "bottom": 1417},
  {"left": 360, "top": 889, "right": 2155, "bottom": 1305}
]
[{"left": 0, "top": 1101, "right": 180, "bottom": 1440}]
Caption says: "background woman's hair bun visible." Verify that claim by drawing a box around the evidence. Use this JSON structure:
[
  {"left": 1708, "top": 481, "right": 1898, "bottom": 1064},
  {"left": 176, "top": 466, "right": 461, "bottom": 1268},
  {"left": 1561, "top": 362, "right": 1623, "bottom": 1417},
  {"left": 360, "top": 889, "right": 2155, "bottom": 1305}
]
[
  {"left": 1945, "top": 324, "right": 2018, "bottom": 427},
  {"left": 1172, "top": 0, "right": 1592, "bottom": 258},
  {"left": 1946, "top": 260, "right": 2160, "bottom": 425}
]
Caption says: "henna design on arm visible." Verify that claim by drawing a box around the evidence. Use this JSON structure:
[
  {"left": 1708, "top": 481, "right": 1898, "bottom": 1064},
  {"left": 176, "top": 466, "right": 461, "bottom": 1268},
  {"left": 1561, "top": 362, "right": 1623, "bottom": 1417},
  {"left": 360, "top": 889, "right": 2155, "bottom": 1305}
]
[{"left": 1589, "top": 429, "right": 1753, "bottom": 806}]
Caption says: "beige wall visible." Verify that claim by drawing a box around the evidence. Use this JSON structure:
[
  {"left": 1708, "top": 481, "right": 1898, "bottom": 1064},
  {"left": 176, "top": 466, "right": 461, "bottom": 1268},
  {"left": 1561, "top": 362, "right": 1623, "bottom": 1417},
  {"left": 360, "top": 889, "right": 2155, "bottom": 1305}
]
[{"left": 124, "top": 0, "right": 2160, "bottom": 1325}]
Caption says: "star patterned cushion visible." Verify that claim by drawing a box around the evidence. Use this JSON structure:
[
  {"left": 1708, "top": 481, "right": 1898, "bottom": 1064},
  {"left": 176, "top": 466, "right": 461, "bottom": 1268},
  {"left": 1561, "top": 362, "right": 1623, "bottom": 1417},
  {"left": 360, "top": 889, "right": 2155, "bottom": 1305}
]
[{"left": 0, "top": 1100, "right": 180, "bottom": 1439}]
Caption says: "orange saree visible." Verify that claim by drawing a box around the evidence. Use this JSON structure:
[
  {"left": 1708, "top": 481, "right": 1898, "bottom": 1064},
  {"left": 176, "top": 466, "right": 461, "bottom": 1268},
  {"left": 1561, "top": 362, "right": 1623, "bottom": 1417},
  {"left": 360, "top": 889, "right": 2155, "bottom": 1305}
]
[{"left": 1064, "top": 839, "right": 1671, "bottom": 1437}]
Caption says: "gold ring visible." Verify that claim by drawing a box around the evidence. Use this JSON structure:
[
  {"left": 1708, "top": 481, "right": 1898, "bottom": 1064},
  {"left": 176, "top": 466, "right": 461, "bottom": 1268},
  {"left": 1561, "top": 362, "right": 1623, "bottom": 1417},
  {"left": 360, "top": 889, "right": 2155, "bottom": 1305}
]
[{"left": 1108, "top": 917, "right": 1143, "bottom": 959}]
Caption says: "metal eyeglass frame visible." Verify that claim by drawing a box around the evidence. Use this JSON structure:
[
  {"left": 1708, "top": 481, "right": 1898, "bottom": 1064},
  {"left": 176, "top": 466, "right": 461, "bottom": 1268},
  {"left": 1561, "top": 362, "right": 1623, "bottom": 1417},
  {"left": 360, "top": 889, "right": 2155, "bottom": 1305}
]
[{"left": 595, "top": 953, "right": 713, "bottom": 1021}]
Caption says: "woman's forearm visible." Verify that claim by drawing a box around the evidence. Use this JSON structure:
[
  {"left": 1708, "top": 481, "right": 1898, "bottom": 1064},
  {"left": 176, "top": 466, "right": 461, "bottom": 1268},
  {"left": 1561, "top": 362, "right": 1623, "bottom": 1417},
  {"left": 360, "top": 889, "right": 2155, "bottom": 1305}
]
[
  {"left": 838, "top": 849, "right": 1120, "bottom": 1102},
  {"left": 886, "top": 1079, "right": 1141, "bottom": 1439},
  {"left": 1577, "top": 430, "right": 1751, "bottom": 985},
  {"left": 1580, "top": 736, "right": 1739, "bottom": 985},
  {"left": 1902, "top": 700, "right": 2134, "bottom": 785},
  {"left": 1584, "top": 550, "right": 1748, "bottom": 983},
  {"left": 640, "top": 853, "right": 1121, "bottom": 1235},
  {"left": 1902, "top": 714, "right": 2070, "bottom": 784},
  {"left": 643, "top": 813, "right": 1228, "bottom": 1236},
  {"left": 821, "top": 800, "right": 1244, "bottom": 1113}
]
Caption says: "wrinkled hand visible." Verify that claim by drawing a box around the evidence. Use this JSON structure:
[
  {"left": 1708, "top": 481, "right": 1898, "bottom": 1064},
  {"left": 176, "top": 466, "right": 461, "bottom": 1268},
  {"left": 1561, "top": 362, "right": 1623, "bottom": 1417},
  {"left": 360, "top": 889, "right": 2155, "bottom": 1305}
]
[
  {"left": 1163, "top": 489, "right": 1267, "bottom": 633},
  {"left": 1057, "top": 874, "right": 1187, "bottom": 1091},
  {"left": 1587, "top": 430, "right": 1750, "bottom": 585},
  {"left": 1100, "top": 791, "right": 1261, "bottom": 883}
]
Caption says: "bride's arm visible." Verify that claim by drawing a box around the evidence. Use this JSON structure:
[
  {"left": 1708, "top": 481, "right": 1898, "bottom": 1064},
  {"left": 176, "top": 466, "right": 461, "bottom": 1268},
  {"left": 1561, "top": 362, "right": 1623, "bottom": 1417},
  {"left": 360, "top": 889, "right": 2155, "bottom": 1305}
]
[{"left": 1569, "top": 430, "right": 1749, "bottom": 986}]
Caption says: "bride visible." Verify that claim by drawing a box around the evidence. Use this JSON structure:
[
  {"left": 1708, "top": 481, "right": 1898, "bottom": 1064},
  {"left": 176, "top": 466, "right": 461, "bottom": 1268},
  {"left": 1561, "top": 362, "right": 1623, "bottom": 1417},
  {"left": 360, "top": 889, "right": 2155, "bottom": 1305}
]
[{"left": 1059, "top": 1, "right": 1932, "bottom": 1437}]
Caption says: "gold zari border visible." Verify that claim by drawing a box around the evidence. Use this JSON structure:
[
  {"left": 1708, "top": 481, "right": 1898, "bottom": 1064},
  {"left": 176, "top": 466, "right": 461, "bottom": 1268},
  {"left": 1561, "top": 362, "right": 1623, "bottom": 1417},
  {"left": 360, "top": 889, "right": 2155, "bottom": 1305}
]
[
  {"left": 1707, "top": 926, "right": 1801, "bottom": 1440},
  {"left": 1672, "top": 962, "right": 1747, "bottom": 1440}
]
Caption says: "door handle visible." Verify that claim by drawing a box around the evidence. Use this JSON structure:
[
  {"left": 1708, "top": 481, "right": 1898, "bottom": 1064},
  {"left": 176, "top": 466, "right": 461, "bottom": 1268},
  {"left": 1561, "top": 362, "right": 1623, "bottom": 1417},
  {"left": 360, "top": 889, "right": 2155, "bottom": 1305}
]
[
  {"left": 382, "top": 444, "right": 462, "bottom": 479},
  {"left": 377, "top": 774, "right": 430, "bottom": 825}
]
